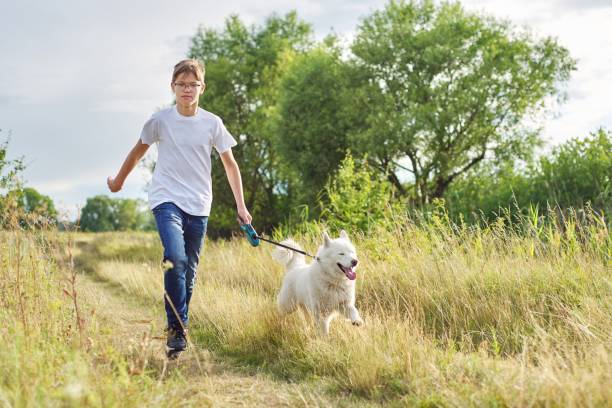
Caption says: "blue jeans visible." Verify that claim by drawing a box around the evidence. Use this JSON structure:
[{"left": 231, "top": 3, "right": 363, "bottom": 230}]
[{"left": 152, "top": 202, "right": 208, "bottom": 329}]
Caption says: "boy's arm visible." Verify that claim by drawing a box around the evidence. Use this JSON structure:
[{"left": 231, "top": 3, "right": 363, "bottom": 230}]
[
  {"left": 107, "top": 139, "right": 150, "bottom": 192},
  {"left": 219, "top": 149, "right": 252, "bottom": 225}
]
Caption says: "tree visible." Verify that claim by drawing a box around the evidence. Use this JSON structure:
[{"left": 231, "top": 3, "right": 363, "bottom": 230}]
[
  {"left": 446, "top": 129, "right": 612, "bottom": 221},
  {"left": 532, "top": 129, "right": 611, "bottom": 212},
  {"left": 79, "top": 195, "right": 151, "bottom": 232},
  {"left": 114, "top": 198, "right": 149, "bottom": 231},
  {"left": 18, "top": 187, "right": 57, "bottom": 218},
  {"left": 349, "top": 0, "right": 576, "bottom": 204},
  {"left": 188, "top": 12, "right": 313, "bottom": 236},
  {"left": 79, "top": 195, "right": 116, "bottom": 232},
  {"left": 0, "top": 187, "right": 58, "bottom": 228},
  {"left": 273, "top": 44, "right": 355, "bottom": 208}
]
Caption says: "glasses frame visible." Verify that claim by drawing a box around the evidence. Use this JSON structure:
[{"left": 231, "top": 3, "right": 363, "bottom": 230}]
[{"left": 173, "top": 82, "right": 203, "bottom": 91}]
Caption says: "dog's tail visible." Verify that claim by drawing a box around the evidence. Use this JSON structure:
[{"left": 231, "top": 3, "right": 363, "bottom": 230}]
[{"left": 271, "top": 239, "right": 306, "bottom": 269}]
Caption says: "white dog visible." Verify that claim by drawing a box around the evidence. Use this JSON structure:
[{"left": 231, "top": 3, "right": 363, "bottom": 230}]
[{"left": 273, "top": 230, "right": 363, "bottom": 335}]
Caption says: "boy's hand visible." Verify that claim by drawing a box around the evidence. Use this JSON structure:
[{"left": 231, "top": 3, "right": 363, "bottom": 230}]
[
  {"left": 237, "top": 207, "right": 252, "bottom": 225},
  {"left": 107, "top": 176, "right": 122, "bottom": 193}
]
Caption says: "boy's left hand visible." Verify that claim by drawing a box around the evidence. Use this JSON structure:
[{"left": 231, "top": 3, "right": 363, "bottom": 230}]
[{"left": 237, "top": 207, "right": 252, "bottom": 225}]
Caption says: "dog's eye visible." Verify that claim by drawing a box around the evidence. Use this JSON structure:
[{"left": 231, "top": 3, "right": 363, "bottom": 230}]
[{"left": 339, "top": 252, "right": 345, "bottom": 256}]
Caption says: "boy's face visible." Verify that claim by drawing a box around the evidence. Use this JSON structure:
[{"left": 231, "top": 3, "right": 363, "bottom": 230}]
[{"left": 171, "top": 72, "right": 205, "bottom": 108}]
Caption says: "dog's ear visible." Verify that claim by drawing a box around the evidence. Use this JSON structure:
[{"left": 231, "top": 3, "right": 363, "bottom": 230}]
[
  {"left": 323, "top": 231, "right": 332, "bottom": 247},
  {"left": 340, "top": 230, "right": 349, "bottom": 240}
]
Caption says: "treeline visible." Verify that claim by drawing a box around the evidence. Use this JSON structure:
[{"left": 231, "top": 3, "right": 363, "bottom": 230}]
[
  {"left": 0, "top": 132, "right": 154, "bottom": 232},
  {"left": 2, "top": 1, "right": 610, "bottom": 235},
  {"left": 4, "top": 128, "right": 608, "bottom": 233},
  {"left": 447, "top": 129, "right": 611, "bottom": 221}
]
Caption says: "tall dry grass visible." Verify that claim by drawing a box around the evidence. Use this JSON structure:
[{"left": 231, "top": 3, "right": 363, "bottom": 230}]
[
  {"left": 87, "top": 208, "right": 611, "bottom": 406},
  {"left": 0, "top": 216, "right": 218, "bottom": 407}
]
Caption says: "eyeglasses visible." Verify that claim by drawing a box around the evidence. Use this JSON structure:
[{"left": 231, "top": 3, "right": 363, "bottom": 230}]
[{"left": 173, "top": 82, "right": 202, "bottom": 90}]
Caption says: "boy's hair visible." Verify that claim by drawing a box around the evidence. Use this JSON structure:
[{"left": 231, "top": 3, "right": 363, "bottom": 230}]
[{"left": 172, "top": 59, "right": 205, "bottom": 83}]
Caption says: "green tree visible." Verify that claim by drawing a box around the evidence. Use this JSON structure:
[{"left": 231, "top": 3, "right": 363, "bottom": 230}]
[
  {"left": 445, "top": 161, "right": 531, "bottom": 221},
  {"left": 79, "top": 195, "right": 116, "bottom": 232},
  {"left": 79, "top": 195, "right": 151, "bottom": 232},
  {"left": 273, "top": 44, "right": 354, "bottom": 209},
  {"left": 18, "top": 187, "right": 57, "bottom": 219},
  {"left": 188, "top": 12, "right": 313, "bottom": 236},
  {"left": 446, "top": 129, "right": 612, "bottom": 221},
  {"left": 0, "top": 187, "right": 58, "bottom": 228},
  {"left": 533, "top": 129, "right": 611, "bottom": 212},
  {"left": 114, "top": 198, "right": 148, "bottom": 231},
  {"left": 349, "top": 0, "right": 576, "bottom": 204}
]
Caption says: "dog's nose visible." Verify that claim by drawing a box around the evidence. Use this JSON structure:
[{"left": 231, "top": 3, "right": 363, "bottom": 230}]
[{"left": 351, "top": 259, "right": 358, "bottom": 267}]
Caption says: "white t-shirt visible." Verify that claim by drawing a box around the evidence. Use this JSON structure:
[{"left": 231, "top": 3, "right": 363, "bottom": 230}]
[{"left": 140, "top": 106, "right": 237, "bottom": 216}]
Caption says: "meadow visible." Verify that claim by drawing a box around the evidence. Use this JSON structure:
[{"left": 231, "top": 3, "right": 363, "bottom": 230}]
[{"left": 1, "top": 208, "right": 610, "bottom": 407}]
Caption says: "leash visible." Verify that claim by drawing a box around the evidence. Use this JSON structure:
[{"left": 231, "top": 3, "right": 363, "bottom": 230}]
[{"left": 240, "top": 224, "right": 319, "bottom": 261}]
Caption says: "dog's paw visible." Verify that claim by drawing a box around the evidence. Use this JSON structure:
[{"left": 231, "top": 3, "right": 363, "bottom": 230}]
[{"left": 352, "top": 318, "right": 364, "bottom": 326}]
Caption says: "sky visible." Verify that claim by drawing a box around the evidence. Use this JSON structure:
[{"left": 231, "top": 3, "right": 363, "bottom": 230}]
[{"left": 1, "top": 0, "right": 611, "bottom": 221}]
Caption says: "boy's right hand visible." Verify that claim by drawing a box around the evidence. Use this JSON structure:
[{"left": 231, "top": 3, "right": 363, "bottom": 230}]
[{"left": 107, "top": 176, "right": 122, "bottom": 192}]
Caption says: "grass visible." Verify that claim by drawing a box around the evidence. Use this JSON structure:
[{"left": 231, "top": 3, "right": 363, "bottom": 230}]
[
  {"left": 0, "top": 229, "right": 212, "bottom": 407},
  {"left": 1, "top": 207, "right": 610, "bottom": 406}
]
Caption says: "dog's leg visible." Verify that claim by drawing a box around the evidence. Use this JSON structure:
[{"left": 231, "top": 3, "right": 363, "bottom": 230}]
[
  {"left": 344, "top": 303, "right": 363, "bottom": 326},
  {"left": 277, "top": 284, "right": 296, "bottom": 315},
  {"left": 321, "top": 314, "right": 333, "bottom": 336},
  {"left": 277, "top": 295, "right": 296, "bottom": 315},
  {"left": 312, "top": 309, "right": 330, "bottom": 336}
]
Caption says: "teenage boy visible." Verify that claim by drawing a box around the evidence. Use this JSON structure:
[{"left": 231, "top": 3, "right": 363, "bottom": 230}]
[{"left": 107, "top": 59, "right": 252, "bottom": 355}]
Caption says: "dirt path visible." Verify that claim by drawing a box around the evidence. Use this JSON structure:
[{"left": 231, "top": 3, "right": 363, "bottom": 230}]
[{"left": 76, "top": 272, "right": 336, "bottom": 407}]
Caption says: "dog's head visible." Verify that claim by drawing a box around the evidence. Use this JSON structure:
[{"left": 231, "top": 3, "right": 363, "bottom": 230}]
[{"left": 317, "top": 230, "right": 359, "bottom": 281}]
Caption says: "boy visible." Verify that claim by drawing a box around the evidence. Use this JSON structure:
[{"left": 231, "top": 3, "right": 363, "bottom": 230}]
[{"left": 107, "top": 59, "right": 252, "bottom": 357}]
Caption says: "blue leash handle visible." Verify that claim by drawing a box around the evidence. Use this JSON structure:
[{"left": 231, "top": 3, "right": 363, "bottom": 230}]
[
  {"left": 240, "top": 224, "right": 260, "bottom": 247},
  {"left": 239, "top": 223, "right": 319, "bottom": 260}
]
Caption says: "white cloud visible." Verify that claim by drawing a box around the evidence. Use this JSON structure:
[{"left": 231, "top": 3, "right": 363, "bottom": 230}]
[
  {"left": 461, "top": 0, "right": 612, "bottom": 144},
  {"left": 553, "top": 0, "right": 612, "bottom": 10}
]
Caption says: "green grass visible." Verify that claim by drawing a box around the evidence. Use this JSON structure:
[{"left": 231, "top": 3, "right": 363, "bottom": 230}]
[
  {"left": 85, "top": 209, "right": 610, "bottom": 406},
  {"left": 0, "top": 229, "right": 218, "bottom": 407},
  {"left": 1, "top": 207, "right": 610, "bottom": 406}
]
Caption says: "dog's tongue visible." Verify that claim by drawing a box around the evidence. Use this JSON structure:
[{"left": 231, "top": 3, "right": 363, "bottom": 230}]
[{"left": 345, "top": 267, "right": 357, "bottom": 280}]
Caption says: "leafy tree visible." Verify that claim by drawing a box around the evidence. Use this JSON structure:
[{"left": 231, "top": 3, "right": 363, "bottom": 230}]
[
  {"left": 188, "top": 12, "right": 313, "bottom": 236},
  {"left": 533, "top": 129, "right": 611, "bottom": 212},
  {"left": 79, "top": 195, "right": 116, "bottom": 232},
  {"left": 0, "top": 187, "right": 58, "bottom": 229},
  {"left": 114, "top": 198, "right": 149, "bottom": 231},
  {"left": 18, "top": 187, "right": 57, "bottom": 219},
  {"left": 273, "top": 44, "right": 355, "bottom": 209},
  {"left": 79, "top": 195, "right": 152, "bottom": 232},
  {"left": 348, "top": 0, "right": 576, "bottom": 204},
  {"left": 446, "top": 129, "right": 612, "bottom": 221},
  {"left": 445, "top": 161, "right": 532, "bottom": 221}
]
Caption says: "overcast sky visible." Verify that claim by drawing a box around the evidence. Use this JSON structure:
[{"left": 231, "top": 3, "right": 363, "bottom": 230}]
[{"left": 1, "top": 0, "right": 611, "bottom": 220}]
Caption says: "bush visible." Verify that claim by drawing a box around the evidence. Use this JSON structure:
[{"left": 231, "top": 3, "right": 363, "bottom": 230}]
[{"left": 319, "top": 153, "right": 399, "bottom": 232}]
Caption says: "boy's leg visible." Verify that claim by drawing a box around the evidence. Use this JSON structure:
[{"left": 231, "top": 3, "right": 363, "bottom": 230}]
[
  {"left": 183, "top": 215, "right": 208, "bottom": 316},
  {"left": 152, "top": 202, "right": 189, "bottom": 330}
]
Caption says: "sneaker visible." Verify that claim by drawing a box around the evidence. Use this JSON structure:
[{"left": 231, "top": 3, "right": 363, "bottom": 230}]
[{"left": 166, "top": 326, "right": 187, "bottom": 351}]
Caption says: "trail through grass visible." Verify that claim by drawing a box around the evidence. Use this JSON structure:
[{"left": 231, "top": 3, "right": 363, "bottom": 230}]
[
  {"left": 2, "top": 208, "right": 610, "bottom": 407},
  {"left": 76, "top": 209, "right": 611, "bottom": 407}
]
